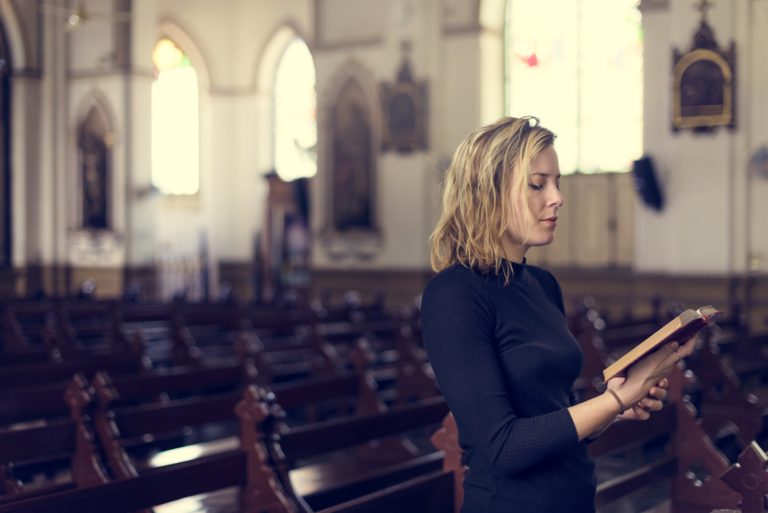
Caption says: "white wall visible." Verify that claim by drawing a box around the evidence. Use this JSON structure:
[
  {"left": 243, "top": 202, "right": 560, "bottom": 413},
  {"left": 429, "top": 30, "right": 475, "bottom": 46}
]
[
  {"left": 8, "top": 0, "right": 768, "bottom": 297},
  {"left": 637, "top": 0, "right": 767, "bottom": 275}
]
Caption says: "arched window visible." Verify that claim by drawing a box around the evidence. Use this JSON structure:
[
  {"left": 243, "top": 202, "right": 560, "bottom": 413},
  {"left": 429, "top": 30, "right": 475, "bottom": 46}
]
[
  {"left": 505, "top": 0, "right": 642, "bottom": 174},
  {"left": 273, "top": 38, "right": 317, "bottom": 181},
  {"left": 151, "top": 38, "right": 199, "bottom": 194}
]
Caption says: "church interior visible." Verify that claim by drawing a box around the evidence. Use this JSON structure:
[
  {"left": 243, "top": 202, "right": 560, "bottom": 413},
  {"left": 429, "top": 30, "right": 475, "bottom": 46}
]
[{"left": 0, "top": 0, "right": 767, "bottom": 511}]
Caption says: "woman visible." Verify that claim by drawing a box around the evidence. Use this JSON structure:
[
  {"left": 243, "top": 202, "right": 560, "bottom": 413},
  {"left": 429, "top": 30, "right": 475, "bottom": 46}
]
[{"left": 420, "top": 116, "right": 694, "bottom": 513}]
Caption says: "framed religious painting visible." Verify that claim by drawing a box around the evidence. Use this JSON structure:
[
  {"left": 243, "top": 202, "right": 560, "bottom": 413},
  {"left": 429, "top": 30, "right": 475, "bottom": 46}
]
[
  {"left": 380, "top": 42, "right": 428, "bottom": 153},
  {"left": 672, "top": 4, "right": 736, "bottom": 131}
]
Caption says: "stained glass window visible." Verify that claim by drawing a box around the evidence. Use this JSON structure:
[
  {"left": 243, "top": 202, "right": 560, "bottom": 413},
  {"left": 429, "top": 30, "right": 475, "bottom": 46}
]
[
  {"left": 151, "top": 38, "right": 199, "bottom": 194},
  {"left": 505, "top": 0, "right": 642, "bottom": 174},
  {"left": 274, "top": 38, "right": 317, "bottom": 181}
]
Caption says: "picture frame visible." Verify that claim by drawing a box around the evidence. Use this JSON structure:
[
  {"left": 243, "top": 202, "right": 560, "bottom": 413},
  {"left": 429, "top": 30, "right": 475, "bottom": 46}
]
[
  {"left": 672, "top": 18, "right": 736, "bottom": 131},
  {"left": 380, "top": 54, "right": 428, "bottom": 153}
]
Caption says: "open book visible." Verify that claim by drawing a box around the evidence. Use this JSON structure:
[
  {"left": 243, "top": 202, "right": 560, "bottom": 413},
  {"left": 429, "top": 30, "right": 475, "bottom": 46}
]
[{"left": 602, "top": 306, "right": 721, "bottom": 382}]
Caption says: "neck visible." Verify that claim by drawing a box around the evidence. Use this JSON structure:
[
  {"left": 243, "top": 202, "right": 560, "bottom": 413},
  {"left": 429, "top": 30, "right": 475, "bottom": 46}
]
[{"left": 502, "top": 240, "right": 528, "bottom": 264}]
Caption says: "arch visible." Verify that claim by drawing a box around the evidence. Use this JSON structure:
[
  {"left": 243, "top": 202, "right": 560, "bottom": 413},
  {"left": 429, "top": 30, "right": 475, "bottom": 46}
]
[
  {"left": 255, "top": 20, "right": 312, "bottom": 95},
  {"left": 0, "top": 0, "right": 27, "bottom": 70},
  {"left": 74, "top": 90, "right": 117, "bottom": 139},
  {"left": 157, "top": 19, "right": 211, "bottom": 93},
  {"left": 320, "top": 59, "right": 381, "bottom": 233},
  {"left": 322, "top": 59, "right": 381, "bottom": 147}
]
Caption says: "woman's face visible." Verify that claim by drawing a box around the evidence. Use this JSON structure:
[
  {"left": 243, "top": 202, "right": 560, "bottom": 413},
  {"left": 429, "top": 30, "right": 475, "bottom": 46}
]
[{"left": 503, "top": 145, "right": 564, "bottom": 261}]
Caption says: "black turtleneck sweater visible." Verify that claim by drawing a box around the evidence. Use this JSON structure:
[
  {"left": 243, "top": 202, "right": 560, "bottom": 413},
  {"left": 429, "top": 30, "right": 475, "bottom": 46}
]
[{"left": 420, "top": 259, "right": 596, "bottom": 513}]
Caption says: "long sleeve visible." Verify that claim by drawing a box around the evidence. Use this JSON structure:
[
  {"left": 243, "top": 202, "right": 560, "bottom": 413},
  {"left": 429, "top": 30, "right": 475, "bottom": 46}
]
[{"left": 421, "top": 267, "right": 580, "bottom": 477}]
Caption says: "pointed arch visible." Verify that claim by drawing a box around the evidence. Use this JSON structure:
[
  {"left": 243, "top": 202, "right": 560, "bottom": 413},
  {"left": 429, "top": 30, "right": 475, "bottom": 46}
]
[
  {"left": 255, "top": 21, "right": 312, "bottom": 95},
  {"left": 74, "top": 90, "right": 117, "bottom": 138},
  {"left": 156, "top": 20, "right": 211, "bottom": 93}
]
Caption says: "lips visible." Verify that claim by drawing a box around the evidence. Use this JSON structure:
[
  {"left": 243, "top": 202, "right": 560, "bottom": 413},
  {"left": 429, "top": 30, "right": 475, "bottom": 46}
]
[{"left": 542, "top": 217, "right": 558, "bottom": 222}]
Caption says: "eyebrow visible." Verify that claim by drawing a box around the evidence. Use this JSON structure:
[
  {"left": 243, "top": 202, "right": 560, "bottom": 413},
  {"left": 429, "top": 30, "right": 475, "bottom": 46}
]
[{"left": 531, "top": 173, "right": 561, "bottom": 178}]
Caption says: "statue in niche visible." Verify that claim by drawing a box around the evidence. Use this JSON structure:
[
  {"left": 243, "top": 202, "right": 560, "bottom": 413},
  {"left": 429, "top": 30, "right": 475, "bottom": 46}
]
[
  {"left": 332, "top": 82, "right": 374, "bottom": 231},
  {"left": 80, "top": 132, "right": 108, "bottom": 229}
]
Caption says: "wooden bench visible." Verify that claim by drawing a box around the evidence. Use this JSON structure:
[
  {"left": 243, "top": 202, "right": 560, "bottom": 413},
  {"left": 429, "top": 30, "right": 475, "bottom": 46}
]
[
  {"left": 0, "top": 351, "right": 149, "bottom": 390},
  {"left": 90, "top": 365, "right": 385, "bottom": 480},
  {"left": 0, "top": 376, "right": 108, "bottom": 503},
  {"left": 0, "top": 386, "right": 455, "bottom": 513},
  {"left": 711, "top": 441, "right": 768, "bottom": 513},
  {"left": 686, "top": 340, "right": 767, "bottom": 448},
  {"left": 0, "top": 302, "right": 59, "bottom": 364},
  {"left": 262, "top": 393, "right": 450, "bottom": 512}
]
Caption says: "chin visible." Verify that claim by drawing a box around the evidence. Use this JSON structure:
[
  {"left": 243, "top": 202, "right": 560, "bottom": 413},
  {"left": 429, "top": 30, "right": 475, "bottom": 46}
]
[{"left": 530, "top": 235, "right": 555, "bottom": 247}]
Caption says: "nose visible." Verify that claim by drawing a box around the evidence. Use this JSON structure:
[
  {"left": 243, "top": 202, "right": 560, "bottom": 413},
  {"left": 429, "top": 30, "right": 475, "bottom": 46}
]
[{"left": 549, "top": 186, "right": 564, "bottom": 208}]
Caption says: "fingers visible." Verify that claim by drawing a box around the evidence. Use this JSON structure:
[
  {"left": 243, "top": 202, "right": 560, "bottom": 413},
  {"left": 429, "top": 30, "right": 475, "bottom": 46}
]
[
  {"left": 638, "top": 396, "right": 663, "bottom": 411},
  {"left": 655, "top": 342, "right": 681, "bottom": 374},
  {"left": 632, "top": 405, "right": 651, "bottom": 420},
  {"left": 647, "top": 385, "right": 668, "bottom": 401},
  {"left": 678, "top": 336, "right": 697, "bottom": 357}
]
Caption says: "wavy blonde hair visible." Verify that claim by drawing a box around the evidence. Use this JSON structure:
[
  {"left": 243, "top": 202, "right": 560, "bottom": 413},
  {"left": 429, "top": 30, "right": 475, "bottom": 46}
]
[{"left": 430, "top": 116, "right": 556, "bottom": 279}]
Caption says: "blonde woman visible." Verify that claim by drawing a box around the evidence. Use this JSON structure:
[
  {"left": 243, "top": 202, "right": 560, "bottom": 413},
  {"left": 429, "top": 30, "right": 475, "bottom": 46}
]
[{"left": 421, "top": 116, "right": 694, "bottom": 513}]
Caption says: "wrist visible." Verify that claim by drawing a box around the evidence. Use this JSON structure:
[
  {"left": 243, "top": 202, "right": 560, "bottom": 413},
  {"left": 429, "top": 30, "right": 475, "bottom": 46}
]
[
  {"left": 605, "top": 389, "right": 627, "bottom": 415},
  {"left": 612, "top": 381, "right": 643, "bottom": 407}
]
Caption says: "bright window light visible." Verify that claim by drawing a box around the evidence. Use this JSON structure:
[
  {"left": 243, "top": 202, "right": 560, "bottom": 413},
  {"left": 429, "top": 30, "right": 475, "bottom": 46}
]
[
  {"left": 152, "top": 38, "right": 200, "bottom": 195},
  {"left": 274, "top": 38, "right": 317, "bottom": 181},
  {"left": 505, "top": 0, "right": 643, "bottom": 174}
]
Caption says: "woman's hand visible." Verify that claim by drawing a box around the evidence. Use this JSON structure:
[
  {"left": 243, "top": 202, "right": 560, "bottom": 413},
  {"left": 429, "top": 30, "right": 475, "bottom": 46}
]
[
  {"left": 612, "top": 336, "right": 695, "bottom": 408},
  {"left": 607, "top": 376, "right": 669, "bottom": 421}
]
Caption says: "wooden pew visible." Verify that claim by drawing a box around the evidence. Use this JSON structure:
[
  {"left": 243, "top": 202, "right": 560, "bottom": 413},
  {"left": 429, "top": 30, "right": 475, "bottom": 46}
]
[
  {"left": 686, "top": 340, "right": 767, "bottom": 449},
  {"left": 263, "top": 393, "right": 450, "bottom": 512},
  {"left": 347, "top": 334, "right": 439, "bottom": 406},
  {"left": 53, "top": 301, "right": 124, "bottom": 358},
  {"left": 90, "top": 365, "right": 385, "bottom": 480},
  {"left": 235, "top": 328, "right": 339, "bottom": 384},
  {"left": 0, "top": 386, "right": 455, "bottom": 513},
  {"left": 712, "top": 441, "right": 768, "bottom": 513},
  {"left": 0, "top": 376, "right": 108, "bottom": 503},
  {"left": 0, "top": 358, "right": 254, "bottom": 430},
  {"left": 0, "top": 300, "right": 154, "bottom": 367},
  {"left": 168, "top": 303, "right": 244, "bottom": 362},
  {"left": 0, "top": 382, "right": 81, "bottom": 428},
  {"left": 0, "top": 351, "right": 149, "bottom": 390},
  {"left": 116, "top": 303, "right": 175, "bottom": 365},
  {"left": 0, "top": 302, "right": 60, "bottom": 364},
  {"left": 92, "top": 360, "right": 259, "bottom": 407}
]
